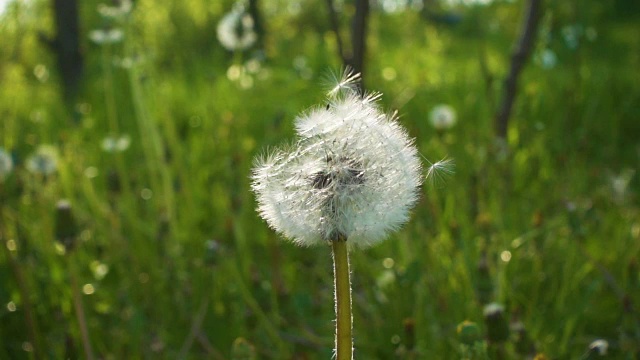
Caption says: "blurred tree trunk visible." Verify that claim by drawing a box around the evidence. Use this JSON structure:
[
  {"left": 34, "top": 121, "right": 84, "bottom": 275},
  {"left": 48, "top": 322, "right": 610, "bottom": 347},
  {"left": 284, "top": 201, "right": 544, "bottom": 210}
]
[
  {"left": 494, "top": 0, "right": 542, "bottom": 139},
  {"left": 348, "top": 0, "right": 369, "bottom": 83},
  {"left": 325, "top": 0, "right": 370, "bottom": 89},
  {"left": 248, "top": 0, "right": 265, "bottom": 49},
  {"left": 46, "top": 0, "right": 84, "bottom": 107}
]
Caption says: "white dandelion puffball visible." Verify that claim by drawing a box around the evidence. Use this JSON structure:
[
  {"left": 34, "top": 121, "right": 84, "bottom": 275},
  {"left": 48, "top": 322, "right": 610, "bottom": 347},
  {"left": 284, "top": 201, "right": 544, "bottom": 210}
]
[
  {"left": 252, "top": 74, "right": 423, "bottom": 248},
  {"left": 26, "top": 145, "right": 59, "bottom": 175},
  {"left": 429, "top": 104, "right": 457, "bottom": 130},
  {"left": 101, "top": 134, "right": 131, "bottom": 153},
  {"left": 0, "top": 148, "right": 13, "bottom": 180},
  {"left": 217, "top": 8, "right": 257, "bottom": 51},
  {"left": 89, "top": 28, "right": 124, "bottom": 45}
]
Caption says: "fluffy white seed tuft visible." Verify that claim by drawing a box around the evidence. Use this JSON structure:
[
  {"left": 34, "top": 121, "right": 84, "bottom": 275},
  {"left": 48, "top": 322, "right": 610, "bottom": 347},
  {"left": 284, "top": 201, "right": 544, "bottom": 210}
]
[{"left": 252, "top": 81, "right": 423, "bottom": 248}]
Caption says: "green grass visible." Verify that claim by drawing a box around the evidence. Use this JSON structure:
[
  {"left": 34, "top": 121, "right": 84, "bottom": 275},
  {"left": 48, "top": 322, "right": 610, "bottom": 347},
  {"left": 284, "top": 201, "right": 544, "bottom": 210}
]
[{"left": 1, "top": 0, "right": 639, "bottom": 359}]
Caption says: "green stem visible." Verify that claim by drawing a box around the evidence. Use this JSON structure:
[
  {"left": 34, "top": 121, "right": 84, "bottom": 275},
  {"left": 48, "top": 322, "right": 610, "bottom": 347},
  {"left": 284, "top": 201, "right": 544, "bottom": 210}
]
[
  {"left": 332, "top": 239, "right": 353, "bottom": 360},
  {"left": 70, "top": 261, "right": 95, "bottom": 360},
  {"left": 1, "top": 208, "right": 44, "bottom": 359},
  {"left": 230, "top": 263, "right": 288, "bottom": 356},
  {"left": 3, "top": 243, "right": 43, "bottom": 359}
]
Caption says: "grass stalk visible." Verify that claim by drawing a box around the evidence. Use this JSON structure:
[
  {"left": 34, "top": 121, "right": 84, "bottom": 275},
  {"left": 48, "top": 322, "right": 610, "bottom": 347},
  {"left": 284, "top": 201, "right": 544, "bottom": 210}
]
[
  {"left": 332, "top": 239, "right": 353, "bottom": 360},
  {"left": 69, "top": 261, "right": 95, "bottom": 360},
  {"left": 3, "top": 243, "right": 43, "bottom": 359},
  {"left": 1, "top": 208, "right": 44, "bottom": 359}
]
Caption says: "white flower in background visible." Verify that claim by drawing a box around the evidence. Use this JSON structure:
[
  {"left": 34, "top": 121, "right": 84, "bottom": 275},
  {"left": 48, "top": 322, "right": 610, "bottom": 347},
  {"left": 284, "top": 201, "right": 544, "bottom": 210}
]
[
  {"left": 537, "top": 48, "right": 557, "bottom": 69},
  {"left": 89, "top": 28, "right": 124, "bottom": 45},
  {"left": 101, "top": 134, "right": 131, "bottom": 153},
  {"left": 0, "top": 147, "right": 13, "bottom": 180},
  {"left": 113, "top": 54, "right": 144, "bottom": 69},
  {"left": 561, "top": 24, "right": 582, "bottom": 50},
  {"left": 26, "top": 145, "right": 59, "bottom": 175},
  {"left": 217, "top": 7, "right": 257, "bottom": 51},
  {"left": 252, "top": 71, "right": 423, "bottom": 248},
  {"left": 429, "top": 104, "right": 457, "bottom": 130},
  {"left": 610, "top": 168, "right": 635, "bottom": 204},
  {"left": 97, "top": 0, "right": 132, "bottom": 18},
  {"left": 293, "top": 56, "right": 313, "bottom": 80}
]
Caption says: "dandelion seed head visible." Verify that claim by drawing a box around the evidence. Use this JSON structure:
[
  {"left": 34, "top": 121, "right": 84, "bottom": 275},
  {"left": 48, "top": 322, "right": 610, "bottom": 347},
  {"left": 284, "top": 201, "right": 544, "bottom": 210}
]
[
  {"left": 429, "top": 104, "right": 457, "bottom": 130},
  {"left": 536, "top": 48, "right": 557, "bottom": 69},
  {"left": 252, "top": 82, "right": 423, "bottom": 248},
  {"left": 26, "top": 145, "right": 58, "bottom": 175},
  {"left": 589, "top": 339, "right": 608, "bottom": 356},
  {"left": 0, "top": 148, "right": 13, "bottom": 180},
  {"left": 217, "top": 7, "right": 257, "bottom": 51}
]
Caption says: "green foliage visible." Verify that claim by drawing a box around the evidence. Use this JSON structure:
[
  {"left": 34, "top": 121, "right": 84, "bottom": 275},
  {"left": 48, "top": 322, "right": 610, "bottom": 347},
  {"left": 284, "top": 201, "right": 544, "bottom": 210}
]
[{"left": 0, "top": 0, "right": 639, "bottom": 359}]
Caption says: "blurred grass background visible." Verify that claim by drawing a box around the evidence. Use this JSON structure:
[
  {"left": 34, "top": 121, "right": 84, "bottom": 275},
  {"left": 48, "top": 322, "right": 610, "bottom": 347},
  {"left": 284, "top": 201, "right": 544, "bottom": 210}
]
[{"left": 0, "top": 0, "right": 639, "bottom": 359}]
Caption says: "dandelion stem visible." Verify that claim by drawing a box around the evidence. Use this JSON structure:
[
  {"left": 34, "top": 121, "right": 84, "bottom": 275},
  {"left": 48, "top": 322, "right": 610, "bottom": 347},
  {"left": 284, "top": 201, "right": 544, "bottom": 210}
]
[{"left": 332, "top": 239, "right": 353, "bottom": 360}]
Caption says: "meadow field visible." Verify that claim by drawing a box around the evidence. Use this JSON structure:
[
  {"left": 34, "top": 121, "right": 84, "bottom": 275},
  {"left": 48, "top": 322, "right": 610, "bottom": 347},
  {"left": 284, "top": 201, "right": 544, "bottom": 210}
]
[{"left": 0, "top": 0, "right": 638, "bottom": 358}]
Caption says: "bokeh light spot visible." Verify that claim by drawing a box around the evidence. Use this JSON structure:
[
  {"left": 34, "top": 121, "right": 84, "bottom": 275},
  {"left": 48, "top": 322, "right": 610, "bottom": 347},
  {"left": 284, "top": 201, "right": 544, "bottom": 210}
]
[
  {"left": 141, "top": 188, "right": 153, "bottom": 200},
  {"left": 500, "top": 251, "right": 512, "bottom": 262},
  {"left": 83, "top": 284, "right": 95, "bottom": 295},
  {"left": 6, "top": 239, "right": 16, "bottom": 251}
]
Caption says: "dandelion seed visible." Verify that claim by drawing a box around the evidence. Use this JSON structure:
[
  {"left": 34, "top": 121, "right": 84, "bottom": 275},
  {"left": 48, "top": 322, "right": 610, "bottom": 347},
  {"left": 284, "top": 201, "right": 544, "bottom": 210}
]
[
  {"left": 425, "top": 157, "right": 455, "bottom": 187},
  {"left": 26, "top": 145, "right": 58, "bottom": 175},
  {"left": 252, "top": 78, "right": 423, "bottom": 248},
  {"left": 325, "top": 67, "right": 362, "bottom": 98},
  {"left": 429, "top": 104, "right": 457, "bottom": 130},
  {"left": 0, "top": 147, "right": 13, "bottom": 181},
  {"left": 216, "top": 7, "right": 257, "bottom": 51}
]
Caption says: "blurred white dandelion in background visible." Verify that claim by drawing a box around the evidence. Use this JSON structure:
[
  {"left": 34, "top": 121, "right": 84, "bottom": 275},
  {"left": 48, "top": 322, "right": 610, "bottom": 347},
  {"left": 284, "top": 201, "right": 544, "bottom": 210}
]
[
  {"left": 588, "top": 339, "right": 609, "bottom": 356},
  {"left": 0, "top": 147, "right": 13, "bottom": 180},
  {"left": 293, "top": 56, "right": 313, "bottom": 80},
  {"left": 429, "top": 104, "right": 457, "bottom": 130},
  {"left": 101, "top": 134, "right": 131, "bottom": 153},
  {"left": 217, "top": 6, "right": 257, "bottom": 51},
  {"left": 89, "top": 28, "right": 124, "bottom": 45},
  {"left": 561, "top": 24, "right": 582, "bottom": 50},
  {"left": 97, "top": 0, "right": 132, "bottom": 18},
  {"left": 252, "top": 70, "right": 423, "bottom": 248},
  {"left": 536, "top": 48, "right": 557, "bottom": 69},
  {"left": 609, "top": 168, "right": 635, "bottom": 204},
  {"left": 26, "top": 145, "right": 59, "bottom": 175}
]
